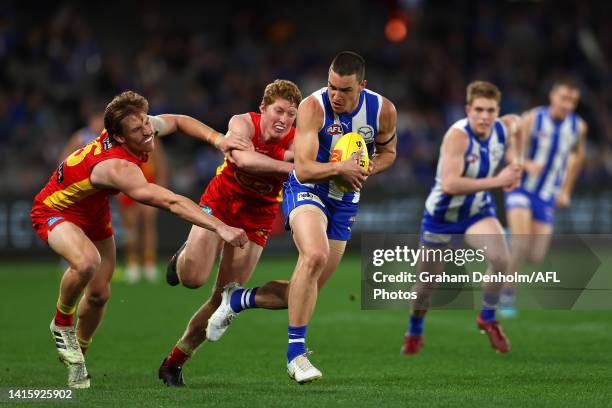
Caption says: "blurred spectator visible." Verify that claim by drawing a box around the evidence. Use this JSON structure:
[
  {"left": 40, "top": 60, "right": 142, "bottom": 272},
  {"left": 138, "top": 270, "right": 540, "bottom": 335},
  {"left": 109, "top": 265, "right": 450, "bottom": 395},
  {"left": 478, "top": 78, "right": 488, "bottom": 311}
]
[{"left": 0, "top": 0, "right": 610, "bottom": 198}]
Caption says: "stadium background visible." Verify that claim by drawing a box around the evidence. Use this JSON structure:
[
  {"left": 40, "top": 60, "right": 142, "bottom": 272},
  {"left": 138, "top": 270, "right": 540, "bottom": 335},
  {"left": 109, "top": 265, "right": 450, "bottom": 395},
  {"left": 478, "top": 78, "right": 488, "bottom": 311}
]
[
  {"left": 1, "top": 0, "right": 611, "bottom": 256},
  {"left": 0, "top": 1, "right": 611, "bottom": 406}
]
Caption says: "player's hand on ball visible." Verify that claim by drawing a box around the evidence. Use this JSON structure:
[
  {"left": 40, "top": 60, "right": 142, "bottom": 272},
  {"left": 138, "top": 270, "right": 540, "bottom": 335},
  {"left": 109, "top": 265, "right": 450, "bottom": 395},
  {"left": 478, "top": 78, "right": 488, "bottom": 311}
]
[
  {"left": 220, "top": 130, "right": 254, "bottom": 153},
  {"left": 337, "top": 148, "right": 368, "bottom": 191},
  {"left": 217, "top": 224, "right": 249, "bottom": 248}
]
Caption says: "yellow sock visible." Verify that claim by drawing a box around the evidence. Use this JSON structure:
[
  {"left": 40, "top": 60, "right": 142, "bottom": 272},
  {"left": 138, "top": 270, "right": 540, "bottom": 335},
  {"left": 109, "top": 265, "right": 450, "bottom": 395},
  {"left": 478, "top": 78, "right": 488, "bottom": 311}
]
[{"left": 57, "top": 300, "right": 76, "bottom": 315}]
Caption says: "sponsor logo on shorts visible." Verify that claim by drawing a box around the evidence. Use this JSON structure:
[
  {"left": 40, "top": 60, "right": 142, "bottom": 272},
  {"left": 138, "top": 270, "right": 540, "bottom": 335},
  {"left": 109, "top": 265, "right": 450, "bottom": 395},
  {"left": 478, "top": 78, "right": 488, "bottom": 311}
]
[
  {"left": 47, "top": 216, "right": 65, "bottom": 227},
  {"left": 200, "top": 204, "right": 213, "bottom": 215},
  {"left": 297, "top": 192, "right": 324, "bottom": 207},
  {"left": 326, "top": 124, "right": 343, "bottom": 136}
]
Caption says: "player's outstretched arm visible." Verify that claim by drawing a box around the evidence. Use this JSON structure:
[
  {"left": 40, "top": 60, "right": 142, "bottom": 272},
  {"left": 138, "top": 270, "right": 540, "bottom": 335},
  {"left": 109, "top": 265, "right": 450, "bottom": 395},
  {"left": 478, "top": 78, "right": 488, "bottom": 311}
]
[
  {"left": 225, "top": 113, "right": 293, "bottom": 176},
  {"left": 440, "top": 128, "right": 520, "bottom": 195},
  {"left": 294, "top": 97, "right": 366, "bottom": 189},
  {"left": 91, "top": 159, "right": 248, "bottom": 247},
  {"left": 151, "top": 114, "right": 253, "bottom": 153},
  {"left": 557, "top": 120, "right": 587, "bottom": 207},
  {"left": 370, "top": 98, "right": 397, "bottom": 176}
]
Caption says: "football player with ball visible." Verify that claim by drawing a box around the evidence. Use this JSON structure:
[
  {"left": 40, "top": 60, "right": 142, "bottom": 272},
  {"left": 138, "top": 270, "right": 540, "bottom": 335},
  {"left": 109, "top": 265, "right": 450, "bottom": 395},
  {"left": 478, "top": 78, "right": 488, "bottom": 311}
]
[{"left": 206, "top": 51, "right": 397, "bottom": 383}]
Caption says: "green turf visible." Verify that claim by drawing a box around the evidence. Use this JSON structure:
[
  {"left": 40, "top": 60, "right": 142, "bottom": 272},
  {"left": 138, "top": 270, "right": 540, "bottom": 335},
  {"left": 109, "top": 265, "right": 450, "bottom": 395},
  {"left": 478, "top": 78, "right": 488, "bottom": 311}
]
[{"left": 1, "top": 257, "right": 611, "bottom": 407}]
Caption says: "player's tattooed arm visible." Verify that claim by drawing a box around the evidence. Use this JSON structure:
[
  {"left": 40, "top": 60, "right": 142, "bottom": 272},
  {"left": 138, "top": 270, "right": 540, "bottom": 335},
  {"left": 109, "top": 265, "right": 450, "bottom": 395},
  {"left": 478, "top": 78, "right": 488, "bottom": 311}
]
[{"left": 370, "top": 98, "right": 397, "bottom": 176}]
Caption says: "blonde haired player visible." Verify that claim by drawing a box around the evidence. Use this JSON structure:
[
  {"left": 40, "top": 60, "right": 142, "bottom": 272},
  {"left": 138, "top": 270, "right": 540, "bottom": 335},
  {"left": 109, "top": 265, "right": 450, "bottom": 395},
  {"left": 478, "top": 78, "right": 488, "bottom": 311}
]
[
  {"left": 31, "top": 91, "right": 249, "bottom": 388},
  {"left": 206, "top": 51, "right": 397, "bottom": 383},
  {"left": 401, "top": 81, "right": 523, "bottom": 355},
  {"left": 158, "top": 80, "right": 303, "bottom": 386}
]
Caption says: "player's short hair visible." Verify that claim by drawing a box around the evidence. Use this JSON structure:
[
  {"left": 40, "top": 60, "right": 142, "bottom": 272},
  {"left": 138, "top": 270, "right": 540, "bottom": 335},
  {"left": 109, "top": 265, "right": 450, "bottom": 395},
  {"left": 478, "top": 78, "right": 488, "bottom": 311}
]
[
  {"left": 466, "top": 81, "right": 501, "bottom": 105},
  {"left": 552, "top": 76, "right": 580, "bottom": 92},
  {"left": 104, "top": 91, "right": 149, "bottom": 139},
  {"left": 330, "top": 51, "right": 366, "bottom": 82},
  {"left": 261, "top": 79, "right": 303, "bottom": 108}
]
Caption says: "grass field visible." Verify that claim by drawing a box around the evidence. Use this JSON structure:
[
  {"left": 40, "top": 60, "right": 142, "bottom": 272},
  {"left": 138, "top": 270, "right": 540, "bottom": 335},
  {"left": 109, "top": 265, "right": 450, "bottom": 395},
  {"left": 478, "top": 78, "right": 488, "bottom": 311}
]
[{"left": 1, "top": 256, "right": 611, "bottom": 407}]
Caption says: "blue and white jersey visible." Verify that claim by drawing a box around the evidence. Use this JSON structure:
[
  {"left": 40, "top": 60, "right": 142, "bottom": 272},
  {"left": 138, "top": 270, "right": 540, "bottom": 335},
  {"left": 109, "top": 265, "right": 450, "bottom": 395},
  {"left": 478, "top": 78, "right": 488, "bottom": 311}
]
[
  {"left": 307, "top": 87, "right": 382, "bottom": 204},
  {"left": 425, "top": 118, "right": 508, "bottom": 223},
  {"left": 520, "top": 106, "right": 580, "bottom": 202}
]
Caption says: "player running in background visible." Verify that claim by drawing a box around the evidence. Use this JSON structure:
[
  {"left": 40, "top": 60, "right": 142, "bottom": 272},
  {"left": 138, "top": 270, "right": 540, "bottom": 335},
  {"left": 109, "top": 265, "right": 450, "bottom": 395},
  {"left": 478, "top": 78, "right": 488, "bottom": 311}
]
[
  {"left": 206, "top": 51, "right": 397, "bottom": 383},
  {"left": 158, "top": 80, "right": 302, "bottom": 387},
  {"left": 31, "top": 91, "right": 249, "bottom": 388},
  {"left": 400, "top": 81, "right": 523, "bottom": 355},
  {"left": 117, "top": 142, "right": 168, "bottom": 283},
  {"left": 501, "top": 78, "right": 587, "bottom": 317}
]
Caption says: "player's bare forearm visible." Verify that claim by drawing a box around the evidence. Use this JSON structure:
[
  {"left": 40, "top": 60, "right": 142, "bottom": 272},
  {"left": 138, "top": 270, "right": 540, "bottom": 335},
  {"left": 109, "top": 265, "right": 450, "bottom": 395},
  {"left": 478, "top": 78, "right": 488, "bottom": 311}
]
[
  {"left": 441, "top": 176, "right": 502, "bottom": 196},
  {"left": 164, "top": 194, "right": 223, "bottom": 233},
  {"left": 294, "top": 159, "right": 340, "bottom": 183},
  {"left": 370, "top": 151, "right": 395, "bottom": 175},
  {"left": 231, "top": 150, "right": 293, "bottom": 176},
  {"left": 172, "top": 114, "right": 223, "bottom": 147}
]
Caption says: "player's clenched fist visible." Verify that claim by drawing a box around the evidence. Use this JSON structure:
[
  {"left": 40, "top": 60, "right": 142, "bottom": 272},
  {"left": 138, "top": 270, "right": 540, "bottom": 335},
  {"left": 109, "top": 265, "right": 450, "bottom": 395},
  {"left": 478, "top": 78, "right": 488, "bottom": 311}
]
[{"left": 216, "top": 224, "right": 249, "bottom": 248}]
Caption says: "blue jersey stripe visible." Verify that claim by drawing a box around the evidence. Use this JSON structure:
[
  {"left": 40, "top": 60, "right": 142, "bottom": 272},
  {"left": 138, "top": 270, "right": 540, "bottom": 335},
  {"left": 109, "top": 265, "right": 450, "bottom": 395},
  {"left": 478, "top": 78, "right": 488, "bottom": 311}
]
[{"left": 534, "top": 120, "right": 561, "bottom": 195}]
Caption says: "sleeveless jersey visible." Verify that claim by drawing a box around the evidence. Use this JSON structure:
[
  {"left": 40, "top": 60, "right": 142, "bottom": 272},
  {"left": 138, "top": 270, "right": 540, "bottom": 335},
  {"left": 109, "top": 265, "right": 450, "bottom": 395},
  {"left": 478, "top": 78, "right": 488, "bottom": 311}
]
[
  {"left": 214, "top": 112, "right": 294, "bottom": 205},
  {"left": 310, "top": 87, "right": 382, "bottom": 204},
  {"left": 425, "top": 118, "right": 508, "bottom": 223},
  {"left": 520, "top": 106, "right": 580, "bottom": 202},
  {"left": 33, "top": 130, "right": 145, "bottom": 219}
]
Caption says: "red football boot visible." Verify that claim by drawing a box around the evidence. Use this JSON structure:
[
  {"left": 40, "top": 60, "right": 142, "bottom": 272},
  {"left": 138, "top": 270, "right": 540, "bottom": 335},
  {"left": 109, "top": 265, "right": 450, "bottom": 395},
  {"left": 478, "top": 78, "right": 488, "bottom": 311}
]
[
  {"left": 477, "top": 316, "right": 510, "bottom": 353},
  {"left": 400, "top": 335, "right": 423, "bottom": 355}
]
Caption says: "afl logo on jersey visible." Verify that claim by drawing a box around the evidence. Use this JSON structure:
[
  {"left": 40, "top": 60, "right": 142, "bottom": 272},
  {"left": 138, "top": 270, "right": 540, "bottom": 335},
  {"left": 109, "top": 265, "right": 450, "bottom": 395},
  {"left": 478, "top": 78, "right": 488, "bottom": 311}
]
[
  {"left": 326, "top": 124, "right": 343, "bottom": 136},
  {"left": 466, "top": 153, "right": 479, "bottom": 164},
  {"left": 357, "top": 125, "right": 375, "bottom": 145}
]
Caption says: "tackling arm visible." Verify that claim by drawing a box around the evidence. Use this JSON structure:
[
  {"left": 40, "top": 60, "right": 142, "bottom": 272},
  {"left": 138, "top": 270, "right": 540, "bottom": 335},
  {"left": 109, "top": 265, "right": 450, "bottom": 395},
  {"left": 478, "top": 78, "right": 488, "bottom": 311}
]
[
  {"left": 226, "top": 114, "right": 293, "bottom": 176},
  {"left": 90, "top": 159, "right": 248, "bottom": 247},
  {"left": 150, "top": 114, "right": 252, "bottom": 153}
]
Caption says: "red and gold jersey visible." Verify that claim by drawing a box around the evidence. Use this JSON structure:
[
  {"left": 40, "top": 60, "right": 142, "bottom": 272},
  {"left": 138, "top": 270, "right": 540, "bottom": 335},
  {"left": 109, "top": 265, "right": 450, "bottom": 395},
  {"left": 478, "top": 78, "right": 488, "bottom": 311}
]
[
  {"left": 33, "top": 130, "right": 146, "bottom": 219},
  {"left": 214, "top": 112, "right": 294, "bottom": 205}
]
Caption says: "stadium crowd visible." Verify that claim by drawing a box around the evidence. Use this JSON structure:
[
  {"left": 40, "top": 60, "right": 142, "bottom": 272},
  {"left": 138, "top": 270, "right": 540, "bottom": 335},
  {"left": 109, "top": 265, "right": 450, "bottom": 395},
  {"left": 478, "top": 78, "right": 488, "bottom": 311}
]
[{"left": 0, "top": 0, "right": 610, "bottom": 197}]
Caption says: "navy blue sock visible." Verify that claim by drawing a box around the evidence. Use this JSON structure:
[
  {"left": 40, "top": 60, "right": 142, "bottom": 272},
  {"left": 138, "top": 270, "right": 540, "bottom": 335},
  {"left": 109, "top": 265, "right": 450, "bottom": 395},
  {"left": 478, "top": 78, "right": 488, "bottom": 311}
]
[
  {"left": 287, "top": 325, "right": 307, "bottom": 362},
  {"left": 408, "top": 315, "right": 425, "bottom": 337},
  {"left": 229, "top": 288, "right": 258, "bottom": 313},
  {"left": 480, "top": 292, "right": 499, "bottom": 321}
]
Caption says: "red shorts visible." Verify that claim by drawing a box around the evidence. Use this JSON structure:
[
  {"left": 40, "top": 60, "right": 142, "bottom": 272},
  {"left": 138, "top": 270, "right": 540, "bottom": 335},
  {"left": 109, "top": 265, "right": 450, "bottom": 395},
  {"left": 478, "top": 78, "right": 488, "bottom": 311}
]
[
  {"left": 200, "top": 178, "right": 279, "bottom": 247},
  {"left": 31, "top": 203, "right": 113, "bottom": 243}
]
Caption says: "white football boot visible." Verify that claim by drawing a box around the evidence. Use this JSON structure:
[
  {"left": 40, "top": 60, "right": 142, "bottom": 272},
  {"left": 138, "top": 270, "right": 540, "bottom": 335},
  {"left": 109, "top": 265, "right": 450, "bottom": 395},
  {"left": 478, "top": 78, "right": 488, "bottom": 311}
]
[
  {"left": 50, "top": 320, "right": 90, "bottom": 388},
  {"left": 287, "top": 352, "right": 322, "bottom": 384},
  {"left": 206, "top": 282, "right": 241, "bottom": 341}
]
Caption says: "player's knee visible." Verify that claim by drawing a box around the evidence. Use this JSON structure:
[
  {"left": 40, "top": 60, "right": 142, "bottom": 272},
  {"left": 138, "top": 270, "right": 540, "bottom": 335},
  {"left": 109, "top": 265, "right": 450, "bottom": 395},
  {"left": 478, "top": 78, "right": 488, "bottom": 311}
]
[
  {"left": 179, "top": 257, "right": 208, "bottom": 289},
  {"left": 487, "top": 252, "right": 509, "bottom": 271},
  {"left": 301, "top": 249, "right": 329, "bottom": 274},
  {"left": 73, "top": 253, "right": 101, "bottom": 280},
  {"left": 86, "top": 287, "right": 111, "bottom": 308},
  {"left": 181, "top": 273, "right": 206, "bottom": 289}
]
